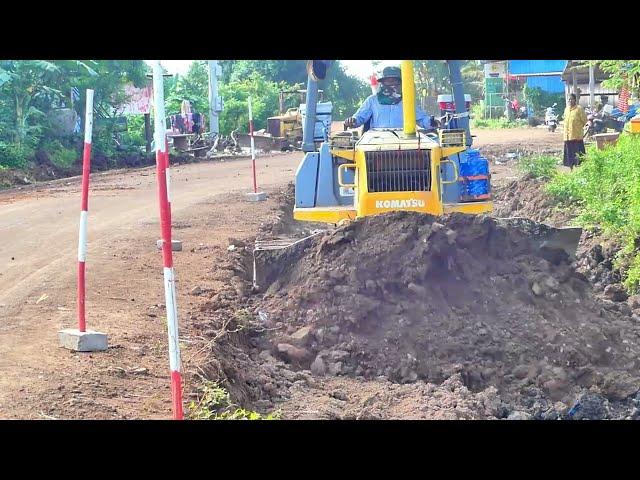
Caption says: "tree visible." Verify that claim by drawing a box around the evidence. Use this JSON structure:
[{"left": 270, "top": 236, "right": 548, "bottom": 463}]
[
  {"left": 218, "top": 71, "right": 280, "bottom": 134},
  {"left": 413, "top": 60, "right": 483, "bottom": 101},
  {"left": 597, "top": 60, "right": 640, "bottom": 98},
  {"left": 322, "top": 62, "right": 369, "bottom": 118},
  {"left": 217, "top": 60, "right": 369, "bottom": 120},
  {"left": 0, "top": 59, "right": 148, "bottom": 164},
  {"left": 414, "top": 60, "right": 451, "bottom": 98},
  {"left": 165, "top": 60, "right": 209, "bottom": 115}
]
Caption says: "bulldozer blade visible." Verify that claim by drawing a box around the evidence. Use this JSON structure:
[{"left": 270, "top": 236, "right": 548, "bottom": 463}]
[
  {"left": 495, "top": 217, "right": 582, "bottom": 261},
  {"left": 235, "top": 133, "right": 281, "bottom": 151},
  {"left": 536, "top": 227, "right": 583, "bottom": 257},
  {"left": 252, "top": 231, "right": 325, "bottom": 292}
]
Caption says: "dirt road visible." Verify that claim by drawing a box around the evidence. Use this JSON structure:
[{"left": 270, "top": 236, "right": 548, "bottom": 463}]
[
  {"left": 0, "top": 152, "right": 300, "bottom": 418},
  {"left": 0, "top": 128, "right": 563, "bottom": 419}
]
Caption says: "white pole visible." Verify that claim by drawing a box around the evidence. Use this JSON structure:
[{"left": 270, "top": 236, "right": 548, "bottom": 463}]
[
  {"left": 249, "top": 96, "right": 257, "bottom": 193},
  {"left": 208, "top": 60, "right": 220, "bottom": 136},
  {"left": 152, "top": 60, "right": 183, "bottom": 420},
  {"left": 589, "top": 63, "right": 595, "bottom": 108}
]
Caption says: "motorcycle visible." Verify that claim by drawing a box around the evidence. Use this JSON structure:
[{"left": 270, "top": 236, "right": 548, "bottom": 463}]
[
  {"left": 516, "top": 105, "right": 528, "bottom": 119},
  {"left": 583, "top": 107, "right": 606, "bottom": 138},
  {"left": 503, "top": 97, "right": 527, "bottom": 120},
  {"left": 545, "top": 103, "right": 558, "bottom": 132}
]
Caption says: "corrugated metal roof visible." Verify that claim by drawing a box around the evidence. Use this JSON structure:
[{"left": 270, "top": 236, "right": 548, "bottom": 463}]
[
  {"left": 526, "top": 76, "right": 565, "bottom": 93},
  {"left": 508, "top": 60, "right": 568, "bottom": 75}
]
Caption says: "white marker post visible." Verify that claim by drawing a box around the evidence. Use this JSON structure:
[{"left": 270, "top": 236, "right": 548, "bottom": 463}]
[
  {"left": 58, "top": 89, "right": 108, "bottom": 352},
  {"left": 245, "top": 96, "right": 266, "bottom": 202},
  {"left": 153, "top": 61, "right": 184, "bottom": 420}
]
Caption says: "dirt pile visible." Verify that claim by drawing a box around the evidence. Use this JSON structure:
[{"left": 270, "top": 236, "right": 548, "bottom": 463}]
[
  {"left": 493, "top": 174, "right": 632, "bottom": 300},
  {"left": 492, "top": 175, "right": 574, "bottom": 226},
  {"left": 251, "top": 212, "right": 640, "bottom": 413}
]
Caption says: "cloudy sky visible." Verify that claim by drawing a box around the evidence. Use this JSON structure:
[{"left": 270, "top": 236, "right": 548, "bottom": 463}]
[{"left": 146, "top": 60, "right": 401, "bottom": 81}]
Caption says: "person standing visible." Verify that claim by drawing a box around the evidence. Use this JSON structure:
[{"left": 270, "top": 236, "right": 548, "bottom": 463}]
[{"left": 563, "top": 93, "right": 588, "bottom": 169}]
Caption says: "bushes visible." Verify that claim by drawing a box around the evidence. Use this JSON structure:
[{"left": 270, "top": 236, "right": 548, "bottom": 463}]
[
  {"left": 188, "top": 380, "right": 280, "bottom": 420},
  {"left": 518, "top": 155, "right": 559, "bottom": 180},
  {"left": 123, "top": 114, "right": 147, "bottom": 147},
  {"left": 40, "top": 139, "right": 78, "bottom": 168},
  {"left": 0, "top": 142, "right": 35, "bottom": 169},
  {"left": 522, "top": 85, "right": 566, "bottom": 118},
  {"left": 547, "top": 134, "right": 640, "bottom": 292},
  {"left": 472, "top": 117, "right": 528, "bottom": 129}
]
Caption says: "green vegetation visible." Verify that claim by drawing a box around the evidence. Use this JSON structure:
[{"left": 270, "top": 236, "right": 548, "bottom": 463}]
[
  {"left": 517, "top": 155, "right": 559, "bottom": 180},
  {"left": 573, "top": 60, "right": 640, "bottom": 99},
  {"left": 0, "top": 60, "right": 147, "bottom": 169},
  {"left": 41, "top": 139, "right": 78, "bottom": 168},
  {"left": 472, "top": 116, "right": 528, "bottom": 129},
  {"left": 547, "top": 134, "right": 640, "bottom": 292},
  {"left": 188, "top": 380, "right": 281, "bottom": 420},
  {"left": 522, "top": 85, "right": 566, "bottom": 118},
  {"left": 0, "top": 142, "right": 34, "bottom": 169},
  {"left": 470, "top": 102, "right": 528, "bottom": 129}
]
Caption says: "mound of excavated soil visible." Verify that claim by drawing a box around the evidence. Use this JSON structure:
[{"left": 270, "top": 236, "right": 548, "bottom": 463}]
[
  {"left": 254, "top": 212, "right": 640, "bottom": 411},
  {"left": 492, "top": 174, "right": 633, "bottom": 301},
  {"left": 492, "top": 175, "right": 574, "bottom": 227}
]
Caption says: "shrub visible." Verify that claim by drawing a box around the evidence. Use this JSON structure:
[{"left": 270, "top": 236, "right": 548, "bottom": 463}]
[
  {"left": 189, "top": 380, "right": 281, "bottom": 420},
  {"left": 518, "top": 155, "right": 559, "bottom": 180},
  {"left": 547, "top": 134, "right": 640, "bottom": 292},
  {"left": 0, "top": 142, "right": 35, "bottom": 169},
  {"left": 41, "top": 139, "right": 78, "bottom": 168}
]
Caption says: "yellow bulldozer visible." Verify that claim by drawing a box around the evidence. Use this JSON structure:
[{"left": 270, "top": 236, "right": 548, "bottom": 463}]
[
  {"left": 266, "top": 89, "right": 326, "bottom": 150},
  {"left": 294, "top": 60, "right": 492, "bottom": 223},
  {"left": 251, "top": 60, "right": 581, "bottom": 290},
  {"left": 236, "top": 89, "right": 327, "bottom": 152}
]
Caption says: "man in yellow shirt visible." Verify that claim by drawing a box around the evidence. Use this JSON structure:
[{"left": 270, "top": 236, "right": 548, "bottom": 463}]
[{"left": 563, "top": 93, "right": 588, "bottom": 169}]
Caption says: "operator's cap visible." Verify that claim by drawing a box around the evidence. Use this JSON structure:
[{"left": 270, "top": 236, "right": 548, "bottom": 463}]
[{"left": 377, "top": 66, "right": 402, "bottom": 81}]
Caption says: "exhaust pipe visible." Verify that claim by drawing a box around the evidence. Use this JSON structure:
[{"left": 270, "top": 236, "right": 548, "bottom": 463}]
[
  {"left": 447, "top": 60, "right": 472, "bottom": 147},
  {"left": 302, "top": 61, "right": 332, "bottom": 153}
]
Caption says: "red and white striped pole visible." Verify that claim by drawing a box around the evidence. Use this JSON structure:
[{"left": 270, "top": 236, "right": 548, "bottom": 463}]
[
  {"left": 248, "top": 96, "right": 258, "bottom": 193},
  {"left": 77, "top": 89, "right": 94, "bottom": 333},
  {"left": 164, "top": 136, "right": 172, "bottom": 226},
  {"left": 370, "top": 73, "right": 379, "bottom": 95},
  {"left": 152, "top": 61, "right": 184, "bottom": 420}
]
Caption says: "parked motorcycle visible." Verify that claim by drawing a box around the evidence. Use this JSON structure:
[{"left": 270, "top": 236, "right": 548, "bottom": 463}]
[
  {"left": 584, "top": 107, "right": 606, "bottom": 138},
  {"left": 502, "top": 96, "right": 527, "bottom": 120},
  {"left": 545, "top": 103, "right": 559, "bottom": 132}
]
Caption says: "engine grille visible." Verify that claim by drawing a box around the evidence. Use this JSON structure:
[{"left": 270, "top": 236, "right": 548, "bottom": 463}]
[{"left": 365, "top": 149, "right": 431, "bottom": 193}]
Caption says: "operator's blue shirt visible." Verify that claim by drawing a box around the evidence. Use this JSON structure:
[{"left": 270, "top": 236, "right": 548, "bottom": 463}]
[{"left": 352, "top": 94, "right": 434, "bottom": 129}]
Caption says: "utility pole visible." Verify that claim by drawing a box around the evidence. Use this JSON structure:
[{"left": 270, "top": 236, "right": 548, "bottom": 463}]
[
  {"left": 208, "top": 60, "right": 222, "bottom": 136},
  {"left": 589, "top": 62, "right": 595, "bottom": 108}
]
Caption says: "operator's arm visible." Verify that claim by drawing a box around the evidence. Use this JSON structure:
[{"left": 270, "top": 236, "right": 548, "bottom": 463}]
[
  {"left": 415, "top": 104, "right": 436, "bottom": 129},
  {"left": 351, "top": 96, "right": 374, "bottom": 127}
]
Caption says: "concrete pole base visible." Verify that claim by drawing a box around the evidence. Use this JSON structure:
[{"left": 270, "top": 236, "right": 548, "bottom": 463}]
[
  {"left": 246, "top": 191, "right": 267, "bottom": 202},
  {"left": 157, "top": 239, "right": 183, "bottom": 251},
  {"left": 58, "top": 328, "right": 108, "bottom": 352}
]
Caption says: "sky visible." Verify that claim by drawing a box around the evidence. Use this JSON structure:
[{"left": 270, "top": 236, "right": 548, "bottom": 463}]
[{"left": 146, "top": 60, "right": 401, "bottom": 81}]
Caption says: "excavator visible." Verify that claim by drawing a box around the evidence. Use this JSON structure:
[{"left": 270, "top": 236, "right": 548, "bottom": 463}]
[{"left": 251, "top": 60, "right": 582, "bottom": 290}]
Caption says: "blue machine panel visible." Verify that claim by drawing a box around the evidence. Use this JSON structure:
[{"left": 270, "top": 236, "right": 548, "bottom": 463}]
[{"left": 295, "top": 152, "right": 319, "bottom": 207}]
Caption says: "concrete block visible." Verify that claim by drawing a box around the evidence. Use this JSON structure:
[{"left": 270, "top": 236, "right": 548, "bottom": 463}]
[
  {"left": 246, "top": 191, "right": 267, "bottom": 202},
  {"left": 157, "top": 239, "right": 182, "bottom": 251},
  {"left": 58, "top": 329, "right": 108, "bottom": 352}
]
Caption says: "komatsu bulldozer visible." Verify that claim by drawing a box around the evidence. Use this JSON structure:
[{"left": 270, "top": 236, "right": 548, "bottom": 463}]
[
  {"left": 251, "top": 60, "right": 581, "bottom": 290},
  {"left": 293, "top": 60, "right": 491, "bottom": 223}
]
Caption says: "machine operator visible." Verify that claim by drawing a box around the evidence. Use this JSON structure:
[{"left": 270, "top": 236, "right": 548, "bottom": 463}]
[{"left": 343, "top": 66, "right": 438, "bottom": 130}]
